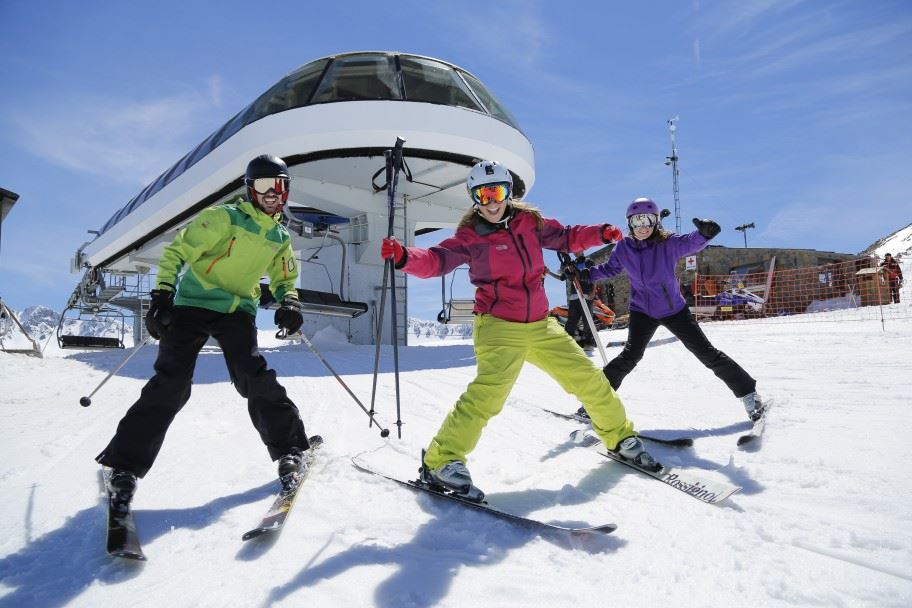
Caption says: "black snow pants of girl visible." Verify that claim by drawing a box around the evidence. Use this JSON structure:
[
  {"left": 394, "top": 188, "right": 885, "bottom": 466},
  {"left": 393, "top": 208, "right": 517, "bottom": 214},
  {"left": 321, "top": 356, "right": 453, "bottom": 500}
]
[
  {"left": 602, "top": 307, "right": 756, "bottom": 398},
  {"left": 95, "top": 306, "right": 309, "bottom": 478}
]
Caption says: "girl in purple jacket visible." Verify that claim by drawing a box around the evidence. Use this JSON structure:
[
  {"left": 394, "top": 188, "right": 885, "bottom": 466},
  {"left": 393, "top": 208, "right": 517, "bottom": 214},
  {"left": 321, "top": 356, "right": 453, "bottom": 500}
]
[{"left": 587, "top": 198, "right": 765, "bottom": 422}]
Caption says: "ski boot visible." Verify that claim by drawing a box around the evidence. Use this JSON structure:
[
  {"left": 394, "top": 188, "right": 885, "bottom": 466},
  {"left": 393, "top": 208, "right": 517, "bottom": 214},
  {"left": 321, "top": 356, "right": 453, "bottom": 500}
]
[
  {"left": 740, "top": 392, "right": 766, "bottom": 422},
  {"left": 107, "top": 469, "right": 137, "bottom": 513},
  {"left": 615, "top": 436, "right": 664, "bottom": 473},
  {"left": 419, "top": 452, "right": 485, "bottom": 502},
  {"left": 574, "top": 406, "right": 591, "bottom": 420},
  {"left": 277, "top": 450, "right": 305, "bottom": 492}
]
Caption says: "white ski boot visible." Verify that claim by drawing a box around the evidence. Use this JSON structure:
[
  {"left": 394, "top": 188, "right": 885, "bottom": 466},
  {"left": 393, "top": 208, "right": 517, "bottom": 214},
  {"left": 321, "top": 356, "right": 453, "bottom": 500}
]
[
  {"left": 615, "top": 436, "right": 664, "bottom": 473},
  {"left": 420, "top": 455, "right": 485, "bottom": 502}
]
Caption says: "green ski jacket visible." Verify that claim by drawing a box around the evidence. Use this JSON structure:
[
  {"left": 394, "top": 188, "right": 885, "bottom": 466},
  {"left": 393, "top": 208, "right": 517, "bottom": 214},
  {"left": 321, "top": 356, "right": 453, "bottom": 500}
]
[{"left": 155, "top": 196, "right": 298, "bottom": 316}]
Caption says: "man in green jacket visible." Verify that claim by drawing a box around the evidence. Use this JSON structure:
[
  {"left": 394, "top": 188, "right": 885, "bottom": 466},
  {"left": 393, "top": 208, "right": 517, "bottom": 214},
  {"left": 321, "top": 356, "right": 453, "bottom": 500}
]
[{"left": 96, "top": 155, "right": 312, "bottom": 504}]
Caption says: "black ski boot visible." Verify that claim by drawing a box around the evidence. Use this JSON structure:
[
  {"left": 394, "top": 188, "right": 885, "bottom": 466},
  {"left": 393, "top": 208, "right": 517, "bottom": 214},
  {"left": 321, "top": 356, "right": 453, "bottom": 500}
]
[
  {"left": 277, "top": 451, "right": 305, "bottom": 492},
  {"left": 108, "top": 469, "right": 137, "bottom": 510}
]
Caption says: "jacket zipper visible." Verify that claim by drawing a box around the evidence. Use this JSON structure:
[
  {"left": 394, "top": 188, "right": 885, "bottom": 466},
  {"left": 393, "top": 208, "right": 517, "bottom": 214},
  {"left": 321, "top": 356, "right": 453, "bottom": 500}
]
[
  {"left": 507, "top": 229, "right": 533, "bottom": 322},
  {"left": 206, "top": 237, "right": 235, "bottom": 274}
]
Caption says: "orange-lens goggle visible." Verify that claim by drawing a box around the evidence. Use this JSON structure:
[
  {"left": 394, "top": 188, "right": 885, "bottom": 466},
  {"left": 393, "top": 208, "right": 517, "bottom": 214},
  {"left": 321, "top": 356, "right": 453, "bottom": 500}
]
[
  {"left": 471, "top": 182, "right": 511, "bottom": 206},
  {"left": 248, "top": 177, "right": 290, "bottom": 195}
]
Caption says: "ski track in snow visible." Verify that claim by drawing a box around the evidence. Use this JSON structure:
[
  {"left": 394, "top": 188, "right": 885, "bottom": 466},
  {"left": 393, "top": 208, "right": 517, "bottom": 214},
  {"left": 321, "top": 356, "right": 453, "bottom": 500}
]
[{"left": 1, "top": 313, "right": 911, "bottom": 607}]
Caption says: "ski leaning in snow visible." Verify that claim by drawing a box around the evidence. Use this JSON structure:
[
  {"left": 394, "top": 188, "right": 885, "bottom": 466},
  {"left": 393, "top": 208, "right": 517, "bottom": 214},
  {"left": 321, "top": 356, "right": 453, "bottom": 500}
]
[
  {"left": 351, "top": 455, "right": 617, "bottom": 536},
  {"left": 100, "top": 469, "right": 146, "bottom": 561},
  {"left": 242, "top": 435, "right": 324, "bottom": 541},
  {"left": 542, "top": 408, "right": 694, "bottom": 447},
  {"left": 738, "top": 399, "right": 772, "bottom": 446},
  {"left": 570, "top": 430, "right": 741, "bottom": 505}
]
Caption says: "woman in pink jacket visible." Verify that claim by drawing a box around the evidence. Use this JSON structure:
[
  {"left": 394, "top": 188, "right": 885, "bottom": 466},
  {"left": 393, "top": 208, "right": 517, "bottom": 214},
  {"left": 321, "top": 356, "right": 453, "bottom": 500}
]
[{"left": 381, "top": 160, "right": 660, "bottom": 501}]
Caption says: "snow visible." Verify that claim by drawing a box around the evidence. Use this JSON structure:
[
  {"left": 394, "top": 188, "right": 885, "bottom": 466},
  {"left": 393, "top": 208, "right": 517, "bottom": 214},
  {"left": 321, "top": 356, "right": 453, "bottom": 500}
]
[
  {"left": 1, "top": 311, "right": 911, "bottom": 608},
  {"left": 871, "top": 222, "right": 912, "bottom": 259}
]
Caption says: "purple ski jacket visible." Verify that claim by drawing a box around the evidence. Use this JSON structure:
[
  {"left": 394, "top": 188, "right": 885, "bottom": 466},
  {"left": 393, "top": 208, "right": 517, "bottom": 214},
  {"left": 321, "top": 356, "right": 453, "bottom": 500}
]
[{"left": 589, "top": 230, "right": 710, "bottom": 319}]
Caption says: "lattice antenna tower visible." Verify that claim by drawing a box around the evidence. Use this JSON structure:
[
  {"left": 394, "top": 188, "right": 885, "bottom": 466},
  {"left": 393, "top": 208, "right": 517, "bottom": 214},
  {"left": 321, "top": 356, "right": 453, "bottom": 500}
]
[{"left": 664, "top": 116, "right": 681, "bottom": 233}]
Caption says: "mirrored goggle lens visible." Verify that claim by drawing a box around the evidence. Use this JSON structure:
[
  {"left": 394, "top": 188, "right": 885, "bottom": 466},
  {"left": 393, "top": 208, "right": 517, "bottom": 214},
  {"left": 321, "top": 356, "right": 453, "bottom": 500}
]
[
  {"left": 250, "top": 177, "right": 289, "bottom": 194},
  {"left": 628, "top": 213, "right": 658, "bottom": 228},
  {"left": 471, "top": 183, "right": 510, "bottom": 205}
]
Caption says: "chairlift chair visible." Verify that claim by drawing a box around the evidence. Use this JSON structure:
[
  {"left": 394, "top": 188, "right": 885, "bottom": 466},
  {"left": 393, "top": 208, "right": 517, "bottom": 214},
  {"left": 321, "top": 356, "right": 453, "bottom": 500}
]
[
  {"left": 56, "top": 304, "right": 126, "bottom": 349},
  {"left": 437, "top": 267, "right": 475, "bottom": 324}
]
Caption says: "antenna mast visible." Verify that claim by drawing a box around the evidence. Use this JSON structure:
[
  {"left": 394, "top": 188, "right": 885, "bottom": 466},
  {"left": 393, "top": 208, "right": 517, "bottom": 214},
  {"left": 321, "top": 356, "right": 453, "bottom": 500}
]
[{"left": 664, "top": 116, "right": 681, "bottom": 233}]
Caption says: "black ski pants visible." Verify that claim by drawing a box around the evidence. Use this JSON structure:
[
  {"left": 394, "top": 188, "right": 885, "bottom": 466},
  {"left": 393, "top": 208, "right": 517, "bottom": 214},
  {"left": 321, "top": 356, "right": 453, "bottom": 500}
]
[
  {"left": 96, "top": 306, "right": 309, "bottom": 478},
  {"left": 565, "top": 297, "right": 594, "bottom": 342},
  {"left": 603, "top": 307, "right": 756, "bottom": 398}
]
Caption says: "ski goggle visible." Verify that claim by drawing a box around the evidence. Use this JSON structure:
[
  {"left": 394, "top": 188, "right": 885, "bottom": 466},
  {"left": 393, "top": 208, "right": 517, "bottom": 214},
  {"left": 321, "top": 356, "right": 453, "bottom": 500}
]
[
  {"left": 470, "top": 182, "right": 511, "bottom": 206},
  {"left": 628, "top": 213, "right": 658, "bottom": 229},
  {"left": 247, "top": 177, "right": 290, "bottom": 195}
]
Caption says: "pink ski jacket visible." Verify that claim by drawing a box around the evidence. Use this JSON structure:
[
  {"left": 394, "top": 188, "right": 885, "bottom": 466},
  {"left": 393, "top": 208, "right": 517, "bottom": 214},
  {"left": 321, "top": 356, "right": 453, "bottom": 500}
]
[{"left": 399, "top": 210, "right": 608, "bottom": 323}]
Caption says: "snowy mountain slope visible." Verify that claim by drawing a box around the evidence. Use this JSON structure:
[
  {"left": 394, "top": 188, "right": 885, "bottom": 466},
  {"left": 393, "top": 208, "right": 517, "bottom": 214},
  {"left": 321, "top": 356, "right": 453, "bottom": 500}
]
[
  {"left": 864, "top": 222, "right": 912, "bottom": 259},
  {"left": 1, "top": 315, "right": 911, "bottom": 607}
]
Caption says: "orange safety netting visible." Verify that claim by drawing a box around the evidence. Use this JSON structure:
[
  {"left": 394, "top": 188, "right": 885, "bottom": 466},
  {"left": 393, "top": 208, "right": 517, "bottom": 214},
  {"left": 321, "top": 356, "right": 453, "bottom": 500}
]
[{"left": 687, "top": 255, "right": 909, "bottom": 325}]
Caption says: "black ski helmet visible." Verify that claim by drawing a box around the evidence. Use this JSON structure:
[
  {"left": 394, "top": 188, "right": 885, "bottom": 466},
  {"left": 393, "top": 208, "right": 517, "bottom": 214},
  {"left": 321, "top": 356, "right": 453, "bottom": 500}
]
[{"left": 245, "top": 154, "right": 291, "bottom": 207}]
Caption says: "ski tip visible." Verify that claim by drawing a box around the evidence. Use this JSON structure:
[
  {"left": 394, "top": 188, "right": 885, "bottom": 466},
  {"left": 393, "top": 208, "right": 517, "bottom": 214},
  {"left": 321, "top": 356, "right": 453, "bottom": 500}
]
[
  {"left": 572, "top": 523, "right": 618, "bottom": 535},
  {"left": 241, "top": 529, "right": 267, "bottom": 542},
  {"left": 308, "top": 435, "right": 324, "bottom": 448},
  {"left": 109, "top": 550, "right": 147, "bottom": 561}
]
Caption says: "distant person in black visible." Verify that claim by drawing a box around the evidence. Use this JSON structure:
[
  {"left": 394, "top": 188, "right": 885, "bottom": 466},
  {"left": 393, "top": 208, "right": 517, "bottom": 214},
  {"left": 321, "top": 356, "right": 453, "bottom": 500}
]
[
  {"left": 880, "top": 253, "right": 903, "bottom": 304},
  {"left": 564, "top": 253, "right": 596, "bottom": 348}
]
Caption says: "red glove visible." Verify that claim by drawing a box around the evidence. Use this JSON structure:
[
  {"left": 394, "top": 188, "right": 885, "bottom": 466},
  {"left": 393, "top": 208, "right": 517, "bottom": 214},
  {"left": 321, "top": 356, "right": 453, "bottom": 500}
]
[
  {"left": 381, "top": 237, "right": 405, "bottom": 263},
  {"left": 601, "top": 224, "right": 623, "bottom": 242}
]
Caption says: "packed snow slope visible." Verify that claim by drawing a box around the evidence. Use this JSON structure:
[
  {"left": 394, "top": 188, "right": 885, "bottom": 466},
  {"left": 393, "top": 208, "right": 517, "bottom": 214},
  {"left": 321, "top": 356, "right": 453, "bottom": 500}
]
[{"left": 1, "top": 312, "right": 911, "bottom": 608}]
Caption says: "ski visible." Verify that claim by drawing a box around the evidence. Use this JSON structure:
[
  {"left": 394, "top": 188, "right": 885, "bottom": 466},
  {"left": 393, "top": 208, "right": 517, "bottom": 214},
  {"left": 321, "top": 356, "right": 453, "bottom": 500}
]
[
  {"left": 100, "top": 469, "right": 146, "bottom": 561},
  {"left": 738, "top": 401, "right": 771, "bottom": 446},
  {"left": 570, "top": 430, "right": 740, "bottom": 505},
  {"left": 242, "top": 435, "right": 323, "bottom": 541},
  {"left": 351, "top": 456, "right": 617, "bottom": 536},
  {"left": 543, "top": 409, "right": 694, "bottom": 447}
]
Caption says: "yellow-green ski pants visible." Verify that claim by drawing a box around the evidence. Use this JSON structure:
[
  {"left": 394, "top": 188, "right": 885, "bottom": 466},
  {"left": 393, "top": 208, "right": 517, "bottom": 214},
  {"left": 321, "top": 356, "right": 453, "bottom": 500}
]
[{"left": 423, "top": 314, "right": 636, "bottom": 470}]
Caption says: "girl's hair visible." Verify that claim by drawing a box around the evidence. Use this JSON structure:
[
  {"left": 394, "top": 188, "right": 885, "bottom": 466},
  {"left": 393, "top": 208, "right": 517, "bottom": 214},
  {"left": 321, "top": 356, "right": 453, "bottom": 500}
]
[{"left": 458, "top": 201, "right": 544, "bottom": 230}]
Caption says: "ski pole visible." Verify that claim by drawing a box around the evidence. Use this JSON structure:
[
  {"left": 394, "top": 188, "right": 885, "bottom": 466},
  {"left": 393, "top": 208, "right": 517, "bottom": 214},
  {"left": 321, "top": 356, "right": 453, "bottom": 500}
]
[
  {"left": 80, "top": 336, "right": 154, "bottom": 407},
  {"left": 369, "top": 137, "right": 406, "bottom": 438},
  {"left": 278, "top": 329, "right": 390, "bottom": 437},
  {"left": 557, "top": 252, "right": 609, "bottom": 365}
]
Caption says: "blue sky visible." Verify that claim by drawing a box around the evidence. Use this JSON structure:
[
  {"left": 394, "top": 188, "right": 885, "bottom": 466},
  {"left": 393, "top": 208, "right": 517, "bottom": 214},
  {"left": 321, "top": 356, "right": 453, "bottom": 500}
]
[{"left": 1, "top": 0, "right": 910, "bottom": 321}]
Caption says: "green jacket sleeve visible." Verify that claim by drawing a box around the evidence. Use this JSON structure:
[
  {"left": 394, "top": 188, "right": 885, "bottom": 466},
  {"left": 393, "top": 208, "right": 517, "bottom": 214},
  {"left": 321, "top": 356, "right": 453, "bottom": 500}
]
[
  {"left": 267, "top": 239, "right": 299, "bottom": 303},
  {"left": 156, "top": 208, "right": 230, "bottom": 290}
]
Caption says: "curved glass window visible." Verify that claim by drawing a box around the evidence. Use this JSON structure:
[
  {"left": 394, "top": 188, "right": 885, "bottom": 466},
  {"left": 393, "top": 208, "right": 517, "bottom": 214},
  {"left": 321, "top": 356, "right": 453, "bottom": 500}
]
[
  {"left": 400, "top": 56, "right": 484, "bottom": 111},
  {"left": 310, "top": 54, "right": 401, "bottom": 103},
  {"left": 249, "top": 58, "right": 328, "bottom": 123},
  {"left": 96, "top": 53, "right": 524, "bottom": 239},
  {"left": 456, "top": 69, "right": 520, "bottom": 130}
]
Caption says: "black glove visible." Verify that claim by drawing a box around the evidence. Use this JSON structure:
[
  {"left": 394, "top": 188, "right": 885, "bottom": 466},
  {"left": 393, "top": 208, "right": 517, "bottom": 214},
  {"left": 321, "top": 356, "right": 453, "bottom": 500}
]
[
  {"left": 274, "top": 298, "right": 305, "bottom": 334},
  {"left": 692, "top": 218, "right": 721, "bottom": 239},
  {"left": 561, "top": 261, "right": 591, "bottom": 285},
  {"left": 145, "top": 289, "right": 175, "bottom": 340}
]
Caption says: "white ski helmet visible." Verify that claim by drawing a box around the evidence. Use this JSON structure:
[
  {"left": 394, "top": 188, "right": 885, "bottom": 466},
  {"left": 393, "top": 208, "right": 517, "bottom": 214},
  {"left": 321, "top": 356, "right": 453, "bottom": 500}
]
[{"left": 466, "top": 160, "right": 513, "bottom": 193}]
